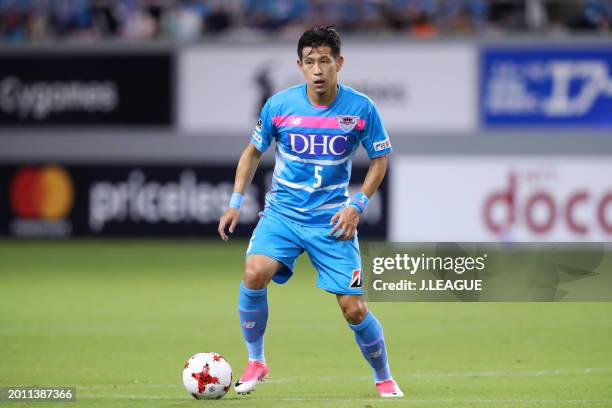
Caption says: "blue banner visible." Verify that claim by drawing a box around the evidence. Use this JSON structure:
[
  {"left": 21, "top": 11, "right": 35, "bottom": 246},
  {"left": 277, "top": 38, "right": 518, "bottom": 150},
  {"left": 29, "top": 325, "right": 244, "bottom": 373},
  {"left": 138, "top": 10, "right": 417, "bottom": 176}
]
[{"left": 481, "top": 47, "right": 612, "bottom": 128}]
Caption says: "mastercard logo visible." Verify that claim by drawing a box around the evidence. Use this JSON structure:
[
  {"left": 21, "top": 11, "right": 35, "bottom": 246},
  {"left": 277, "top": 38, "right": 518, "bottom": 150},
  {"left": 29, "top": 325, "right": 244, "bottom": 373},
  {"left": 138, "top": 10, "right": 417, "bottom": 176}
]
[{"left": 10, "top": 165, "right": 74, "bottom": 220}]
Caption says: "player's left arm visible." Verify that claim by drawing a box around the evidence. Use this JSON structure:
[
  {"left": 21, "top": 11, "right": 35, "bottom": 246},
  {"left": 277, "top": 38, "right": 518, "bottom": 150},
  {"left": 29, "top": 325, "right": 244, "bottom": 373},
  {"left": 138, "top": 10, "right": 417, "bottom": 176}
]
[{"left": 330, "top": 154, "right": 388, "bottom": 240}]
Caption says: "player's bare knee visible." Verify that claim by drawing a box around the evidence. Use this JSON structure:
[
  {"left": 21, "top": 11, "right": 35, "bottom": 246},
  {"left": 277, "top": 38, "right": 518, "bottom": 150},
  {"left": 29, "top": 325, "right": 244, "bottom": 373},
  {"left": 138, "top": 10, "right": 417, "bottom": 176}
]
[
  {"left": 340, "top": 298, "right": 369, "bottom": 324},
  {"left": 242, "top": 266, "right": 268, "bottom": 289},
  {"left": 243, "top": 258, "right": 273, "bottom": 289},
  {"left": 242, "top": 262, "right": 268, "bottom": 289}
]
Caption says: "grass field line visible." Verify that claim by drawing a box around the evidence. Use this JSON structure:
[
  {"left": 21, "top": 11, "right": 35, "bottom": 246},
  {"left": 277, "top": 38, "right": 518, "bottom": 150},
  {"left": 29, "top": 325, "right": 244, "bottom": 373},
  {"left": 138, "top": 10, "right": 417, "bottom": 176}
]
[
  {"left": 76, "top": 394, "right": 612, "bottom": 404},
  {"left": 76, "top": 366, "right": 612, "bottom": 390},
  {"left": 395, "top": 367, "right": 612, "bottom": 379}
]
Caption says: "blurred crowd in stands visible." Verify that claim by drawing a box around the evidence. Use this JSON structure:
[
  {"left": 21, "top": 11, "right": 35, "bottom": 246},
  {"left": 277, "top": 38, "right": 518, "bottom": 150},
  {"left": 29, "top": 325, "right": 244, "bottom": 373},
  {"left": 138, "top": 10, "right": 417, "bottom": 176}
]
[{"left": 1, "top": 0, "right": 610, "bottom": 42}]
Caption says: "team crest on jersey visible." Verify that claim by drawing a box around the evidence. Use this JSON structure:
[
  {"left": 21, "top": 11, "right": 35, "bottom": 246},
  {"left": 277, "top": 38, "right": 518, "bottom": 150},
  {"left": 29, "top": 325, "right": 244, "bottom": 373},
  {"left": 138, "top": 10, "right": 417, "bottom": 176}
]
[
  {"left": 337, "top": 115, "right": 360, "bottom": 132},
  {"left": 349, "top": 269, "right": 362, "bottom": 288}
]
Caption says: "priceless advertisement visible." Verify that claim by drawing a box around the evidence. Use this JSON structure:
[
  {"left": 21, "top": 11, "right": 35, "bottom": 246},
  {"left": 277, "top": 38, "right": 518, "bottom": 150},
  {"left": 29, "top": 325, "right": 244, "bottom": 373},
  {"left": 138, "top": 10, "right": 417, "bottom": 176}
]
[
  {"left": 0, "top": 53, "right": 173, "bottom": 126},
  {"left": 0, "top": 163, "right": 387, "bottom": 238},
  {"left": 481, "top": 47, "right": 612, "bottom": 127},
  {"left": 179, "top": 44, "right": 475, "bottom": 134},
  {"left": 391, "top": 157, "right": 612, "bottom": 242}
]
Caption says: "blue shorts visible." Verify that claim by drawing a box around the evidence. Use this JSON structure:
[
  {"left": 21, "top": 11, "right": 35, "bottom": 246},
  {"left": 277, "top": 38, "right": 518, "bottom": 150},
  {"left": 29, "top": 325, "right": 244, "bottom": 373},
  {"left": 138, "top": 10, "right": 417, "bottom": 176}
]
[{"left": 246, "top": 210, "right": 363, "bottom": 295}]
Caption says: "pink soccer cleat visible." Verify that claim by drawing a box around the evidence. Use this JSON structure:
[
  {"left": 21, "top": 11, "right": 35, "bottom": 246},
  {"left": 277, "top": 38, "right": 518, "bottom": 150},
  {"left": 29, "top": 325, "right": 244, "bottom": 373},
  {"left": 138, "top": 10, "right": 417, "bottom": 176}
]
[
  {"left": 375, "top": 379, "right": 404, "bottom": 398},
  {"left": 234, "top": 360, "right": 269, "bottom": 394}
]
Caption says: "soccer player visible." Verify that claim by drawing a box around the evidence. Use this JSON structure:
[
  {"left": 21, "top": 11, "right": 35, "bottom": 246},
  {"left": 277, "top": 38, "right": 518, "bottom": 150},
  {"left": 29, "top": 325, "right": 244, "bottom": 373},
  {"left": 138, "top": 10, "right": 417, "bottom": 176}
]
[{"left": 218, "top": 26, "right": 403, "bottom": 398}]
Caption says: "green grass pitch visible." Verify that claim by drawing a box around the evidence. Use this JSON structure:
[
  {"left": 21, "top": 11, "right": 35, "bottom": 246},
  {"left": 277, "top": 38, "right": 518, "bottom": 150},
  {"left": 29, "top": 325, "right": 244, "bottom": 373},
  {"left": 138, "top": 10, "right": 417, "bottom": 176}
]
[{"left": 1, "top": 240, "right": 611, "bottom": 407}]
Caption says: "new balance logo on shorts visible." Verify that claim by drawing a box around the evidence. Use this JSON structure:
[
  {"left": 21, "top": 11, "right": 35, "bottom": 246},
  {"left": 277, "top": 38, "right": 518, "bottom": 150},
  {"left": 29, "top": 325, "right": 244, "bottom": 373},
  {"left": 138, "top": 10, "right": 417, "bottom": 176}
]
[{"left": 349, "top": 269, "right": 362, "bottom": 288}]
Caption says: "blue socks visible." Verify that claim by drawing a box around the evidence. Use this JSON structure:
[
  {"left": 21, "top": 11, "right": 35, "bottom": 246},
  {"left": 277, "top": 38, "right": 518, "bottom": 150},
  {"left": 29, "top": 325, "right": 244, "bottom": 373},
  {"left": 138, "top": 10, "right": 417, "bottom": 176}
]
[
  {"left": 238, "top": 281, "right": 268, "bottom": 362},
  {"left": 238, "top": 281, "right": 390, "bottom": 382},
  {"left": 349, "top": 312, "right": 392, "bottom": 382}
]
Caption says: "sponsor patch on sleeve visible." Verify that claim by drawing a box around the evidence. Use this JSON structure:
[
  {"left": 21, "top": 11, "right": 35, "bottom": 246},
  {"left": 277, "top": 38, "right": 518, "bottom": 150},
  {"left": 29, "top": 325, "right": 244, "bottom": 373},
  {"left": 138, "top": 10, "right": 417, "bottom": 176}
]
[
  {"left": 255, "top": 119, "right": 263, "bottom": 132},
  {"left": 251, "top": 131, "right": 262, "bottom": 144},
  {"left": 373, "top": 138, "right": 391, "bottom": 152}
]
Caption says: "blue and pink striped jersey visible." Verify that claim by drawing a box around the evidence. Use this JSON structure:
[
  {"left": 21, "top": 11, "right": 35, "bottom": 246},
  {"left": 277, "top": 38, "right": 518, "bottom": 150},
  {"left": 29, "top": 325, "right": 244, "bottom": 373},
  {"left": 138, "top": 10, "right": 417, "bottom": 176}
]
[{"left": 250, "top": 83, "right": 392, "bottom": 225}]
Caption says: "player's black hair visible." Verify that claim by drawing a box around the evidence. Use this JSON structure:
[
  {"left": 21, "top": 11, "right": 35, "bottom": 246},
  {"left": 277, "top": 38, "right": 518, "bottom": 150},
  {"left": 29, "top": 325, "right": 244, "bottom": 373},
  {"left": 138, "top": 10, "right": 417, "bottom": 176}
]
[{"left": 297, "top": 26, "right": 341, "bottom": 60}]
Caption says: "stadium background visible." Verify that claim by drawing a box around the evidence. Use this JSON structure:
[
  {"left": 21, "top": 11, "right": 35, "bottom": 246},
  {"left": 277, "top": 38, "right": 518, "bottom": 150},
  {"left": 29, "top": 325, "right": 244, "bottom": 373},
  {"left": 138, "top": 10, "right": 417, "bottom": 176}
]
[{"left": 1, "top": 1, "right": 612, "bottom": 406}]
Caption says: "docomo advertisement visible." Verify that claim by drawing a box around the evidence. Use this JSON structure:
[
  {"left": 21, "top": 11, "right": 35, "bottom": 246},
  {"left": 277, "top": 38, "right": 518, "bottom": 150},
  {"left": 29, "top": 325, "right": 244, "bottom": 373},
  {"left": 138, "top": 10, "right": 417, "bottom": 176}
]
[
  {"left": 179, "top": 44, "right": 476, "bottom": 135},
  {"left": 391, "top": 157, "right": 612, "bottom": 242}
]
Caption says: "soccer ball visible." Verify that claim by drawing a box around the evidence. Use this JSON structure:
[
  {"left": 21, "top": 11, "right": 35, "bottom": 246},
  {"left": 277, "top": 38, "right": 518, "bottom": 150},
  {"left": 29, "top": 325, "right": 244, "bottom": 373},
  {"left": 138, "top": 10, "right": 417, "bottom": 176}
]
[{"left": 182, "top": 352, "right": 232, "bottom": 399}]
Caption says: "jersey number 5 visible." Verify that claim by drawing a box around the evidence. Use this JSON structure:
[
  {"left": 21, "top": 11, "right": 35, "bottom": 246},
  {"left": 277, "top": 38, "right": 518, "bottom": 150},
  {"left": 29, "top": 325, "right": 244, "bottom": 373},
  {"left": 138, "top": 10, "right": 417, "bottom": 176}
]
[{"left": 313, "top": 165, "right": 323, "bottom": 188}]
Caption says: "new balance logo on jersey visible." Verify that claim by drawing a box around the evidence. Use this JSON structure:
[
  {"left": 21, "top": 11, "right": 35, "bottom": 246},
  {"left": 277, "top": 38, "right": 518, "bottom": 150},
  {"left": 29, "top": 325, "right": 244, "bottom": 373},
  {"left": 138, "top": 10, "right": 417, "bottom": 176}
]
[
  {"left": 349, "top": 269, "right": 362, "bottom": 288},
  {"left": 289, "top": 133, "right": 348, "bottom": 156},
  {"left": 291, "top": 117, "right": 302, "bottom": 125},
  {"left": 242, "top": 321, "right": 256, "bottom": 329},
  {"left": 337, "top": 115, "right": 360, "bottom": 132}
]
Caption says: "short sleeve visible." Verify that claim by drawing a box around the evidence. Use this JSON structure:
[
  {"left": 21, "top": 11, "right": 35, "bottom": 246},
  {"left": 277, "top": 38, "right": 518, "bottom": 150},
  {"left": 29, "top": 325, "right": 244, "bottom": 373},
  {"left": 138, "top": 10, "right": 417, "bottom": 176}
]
[
  {"left": 250, "top": 99, "right": 275, "bottom": 152},
  {"left": 361, "top": 102, "right": 392, "bottom": 158}
]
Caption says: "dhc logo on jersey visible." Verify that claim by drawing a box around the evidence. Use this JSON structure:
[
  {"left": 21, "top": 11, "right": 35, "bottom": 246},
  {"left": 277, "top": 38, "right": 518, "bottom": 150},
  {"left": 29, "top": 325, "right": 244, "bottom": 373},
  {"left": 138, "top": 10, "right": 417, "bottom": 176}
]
[{"left": 289, "top": 133, "right": 348, "bottom": 156}]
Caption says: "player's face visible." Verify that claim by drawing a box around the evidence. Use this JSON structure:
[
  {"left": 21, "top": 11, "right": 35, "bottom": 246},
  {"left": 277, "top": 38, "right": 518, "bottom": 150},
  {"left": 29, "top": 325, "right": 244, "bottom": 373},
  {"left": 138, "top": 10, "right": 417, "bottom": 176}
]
[{"left": 298, "top": 46, "right": 343, "bottom": 97}]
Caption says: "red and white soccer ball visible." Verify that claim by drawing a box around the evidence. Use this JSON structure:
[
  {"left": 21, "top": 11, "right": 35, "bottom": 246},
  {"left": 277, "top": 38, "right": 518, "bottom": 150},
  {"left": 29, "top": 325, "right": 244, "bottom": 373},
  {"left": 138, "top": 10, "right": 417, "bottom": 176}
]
[{"left": 182, "top": 352, "right": 232, "bottom": 400}]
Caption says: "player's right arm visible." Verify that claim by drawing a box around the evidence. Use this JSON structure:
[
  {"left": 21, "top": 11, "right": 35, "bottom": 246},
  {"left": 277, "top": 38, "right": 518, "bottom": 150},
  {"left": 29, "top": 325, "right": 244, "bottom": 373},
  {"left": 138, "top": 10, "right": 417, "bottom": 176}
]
[
  {"left": 219, "top": 98, "right": 275, "bottom": 240},
  {"left": 218, "top": 143, "right": 263, "bottom": 241}
]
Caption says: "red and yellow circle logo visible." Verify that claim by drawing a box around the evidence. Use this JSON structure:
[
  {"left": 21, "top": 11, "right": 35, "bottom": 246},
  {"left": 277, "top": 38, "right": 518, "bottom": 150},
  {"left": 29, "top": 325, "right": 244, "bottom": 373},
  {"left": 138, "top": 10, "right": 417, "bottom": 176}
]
[{"left": 10, "top": 165, "right": 74, "bottom": 220}]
